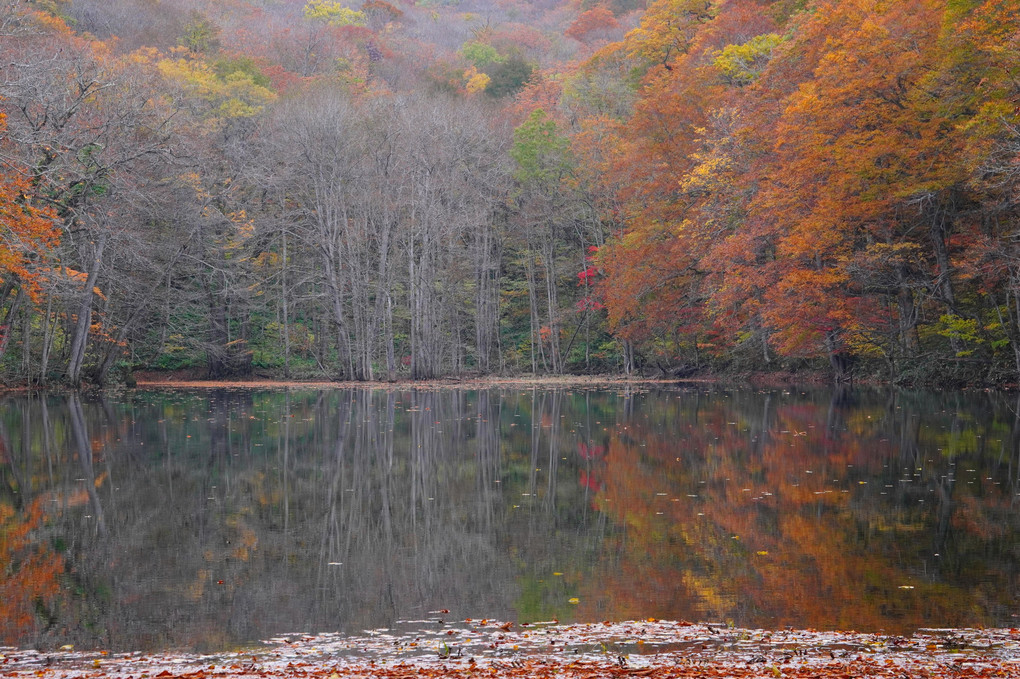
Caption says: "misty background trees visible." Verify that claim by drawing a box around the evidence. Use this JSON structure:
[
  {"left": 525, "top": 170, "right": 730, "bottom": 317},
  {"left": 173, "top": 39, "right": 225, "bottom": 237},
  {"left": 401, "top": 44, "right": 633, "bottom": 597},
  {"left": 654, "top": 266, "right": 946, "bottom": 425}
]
[
  {"left": 0, "top": 0, "right": 608, "bottom": 385},
  {"left": 0, "top": 0, "right": 620, "bottom": 385}
]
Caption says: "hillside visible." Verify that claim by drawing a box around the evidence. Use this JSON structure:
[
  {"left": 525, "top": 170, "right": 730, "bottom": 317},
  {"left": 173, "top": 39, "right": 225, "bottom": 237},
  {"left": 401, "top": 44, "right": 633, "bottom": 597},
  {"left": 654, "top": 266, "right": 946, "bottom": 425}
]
[{"left": 0, "top": 0, "right": 1018, "bottom": 387}]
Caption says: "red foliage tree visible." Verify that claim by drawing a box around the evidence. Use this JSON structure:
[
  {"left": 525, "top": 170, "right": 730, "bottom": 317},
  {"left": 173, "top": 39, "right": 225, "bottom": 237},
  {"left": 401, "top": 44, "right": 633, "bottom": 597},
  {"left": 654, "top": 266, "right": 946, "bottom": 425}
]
[{"left": 565, "top": 7, "right": 620, "bottom": 43}]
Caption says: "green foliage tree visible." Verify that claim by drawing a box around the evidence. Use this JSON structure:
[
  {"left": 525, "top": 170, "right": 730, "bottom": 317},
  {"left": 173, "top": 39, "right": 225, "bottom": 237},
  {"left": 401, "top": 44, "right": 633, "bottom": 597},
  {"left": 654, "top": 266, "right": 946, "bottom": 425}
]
[
  {"left": 511, "top": 110, "right": 571, "bottom": 184},
  {"left": 181, "top": 11, "right": 221, "bottom": 53},
  {"left": 485, "top": 57, "right": 534, "bottom": 98},
  {"left": 459, "top": 40, "right": 504, "bottom": 67}
]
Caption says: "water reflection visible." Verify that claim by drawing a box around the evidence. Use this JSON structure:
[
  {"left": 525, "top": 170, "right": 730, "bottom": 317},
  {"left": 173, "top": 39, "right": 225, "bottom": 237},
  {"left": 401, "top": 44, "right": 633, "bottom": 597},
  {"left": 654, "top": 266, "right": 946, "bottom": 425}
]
[{"left": 1, "top": 387, "right": 1019, "bottom": 652}]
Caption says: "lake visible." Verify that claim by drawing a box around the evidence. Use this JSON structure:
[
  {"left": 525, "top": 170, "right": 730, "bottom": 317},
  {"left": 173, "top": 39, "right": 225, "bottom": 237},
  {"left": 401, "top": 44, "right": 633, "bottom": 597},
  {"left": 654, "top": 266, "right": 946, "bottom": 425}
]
[{"left": 1, "top": 385, "right": 1018, "bottom": 653}]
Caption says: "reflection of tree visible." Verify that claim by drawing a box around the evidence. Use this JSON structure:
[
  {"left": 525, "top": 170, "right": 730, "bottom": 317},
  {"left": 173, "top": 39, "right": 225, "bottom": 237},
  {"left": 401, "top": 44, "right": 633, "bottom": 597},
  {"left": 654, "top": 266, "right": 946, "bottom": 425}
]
[
  {"left": 2, "top": 387, "right": 1018, "bottom": 650},
  {"left": 1, "top": 389, "right": 543, "bottom": 651},
  {"left": 0, "top": 399, "right": 65, "bottom": 645},
  {"left": 0, "top": 496, "right": 64, "bottom": 645},
  {"left": 580, "top": 388, "right": 1020, "bottom": 633},
  {"left": 68, "top": 394, "right": 107, "bottom": 537}
]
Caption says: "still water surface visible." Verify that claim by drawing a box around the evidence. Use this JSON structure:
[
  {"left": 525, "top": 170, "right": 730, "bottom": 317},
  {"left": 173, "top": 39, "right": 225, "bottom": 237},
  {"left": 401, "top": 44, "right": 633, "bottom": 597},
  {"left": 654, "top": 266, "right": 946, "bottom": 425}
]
[{"left": 1, "top": 386, "right": 1019, "bottom": 652}]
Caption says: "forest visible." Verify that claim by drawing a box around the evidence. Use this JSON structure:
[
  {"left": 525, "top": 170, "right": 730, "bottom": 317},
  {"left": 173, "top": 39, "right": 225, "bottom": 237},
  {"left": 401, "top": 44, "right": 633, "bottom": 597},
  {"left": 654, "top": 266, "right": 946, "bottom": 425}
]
[{"left": 0, "top": 0, "right": 1018, "bottom": 387}]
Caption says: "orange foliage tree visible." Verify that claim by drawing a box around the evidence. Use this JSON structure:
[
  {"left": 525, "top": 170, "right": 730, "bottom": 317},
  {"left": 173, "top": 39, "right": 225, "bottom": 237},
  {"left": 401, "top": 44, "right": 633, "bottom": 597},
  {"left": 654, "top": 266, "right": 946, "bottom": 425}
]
[
  {"left": 0, "top": 108, "right": 59, "bottom": 359},
  {"left": 0, "top": 111, "right": 59, "bottom": 288},
  {"left": 584, "top": 0, "right": 1020, "bottom": 381},
  {"left": 595, "top": 0, "right": 773, "bottom": 369},
  {"left": 740, "top": 0, "right": 968, "bottom": 378},
  {"left": 565, "top": 7, "right": 620, "bottom": 44}
]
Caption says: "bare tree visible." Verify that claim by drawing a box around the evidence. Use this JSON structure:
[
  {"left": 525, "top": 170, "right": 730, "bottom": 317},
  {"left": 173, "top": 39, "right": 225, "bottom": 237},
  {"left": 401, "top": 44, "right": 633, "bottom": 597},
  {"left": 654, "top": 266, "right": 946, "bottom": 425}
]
[{"left": 0, "top": 35, "right": 176, "bottom": 385}]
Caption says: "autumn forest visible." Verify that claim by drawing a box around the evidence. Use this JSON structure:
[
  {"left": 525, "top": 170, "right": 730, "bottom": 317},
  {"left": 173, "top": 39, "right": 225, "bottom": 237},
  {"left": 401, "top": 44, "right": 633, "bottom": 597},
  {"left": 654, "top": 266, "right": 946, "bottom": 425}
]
[{"left": 1, "top": 0, "right": 1019, "bottom": 387}]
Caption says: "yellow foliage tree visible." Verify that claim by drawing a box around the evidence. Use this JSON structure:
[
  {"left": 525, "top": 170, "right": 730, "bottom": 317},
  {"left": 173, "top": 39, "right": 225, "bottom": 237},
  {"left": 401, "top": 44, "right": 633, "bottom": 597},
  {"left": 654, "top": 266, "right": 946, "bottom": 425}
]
[
  {"left": 303, "top": 0, "right": 367, "bottom": 26},
  {"left": 157, "top": 54, "right": 276, "bottom": 123},
  {"left": 622, "top": 0, "right": 712, "bottom": 69},
  {"left": 463, "top": 66, "right": 491, "bottom": 94}
]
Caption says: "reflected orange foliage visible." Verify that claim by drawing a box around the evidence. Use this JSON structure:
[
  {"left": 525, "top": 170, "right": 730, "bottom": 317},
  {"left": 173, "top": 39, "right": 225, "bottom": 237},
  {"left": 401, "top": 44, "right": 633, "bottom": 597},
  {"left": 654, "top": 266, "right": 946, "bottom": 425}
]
[
  {"left": 0, "top": 497, "right": 64, "bottom": 644},
  {"left": 577, "top": 396, "right": 994, "bottom": 633}
]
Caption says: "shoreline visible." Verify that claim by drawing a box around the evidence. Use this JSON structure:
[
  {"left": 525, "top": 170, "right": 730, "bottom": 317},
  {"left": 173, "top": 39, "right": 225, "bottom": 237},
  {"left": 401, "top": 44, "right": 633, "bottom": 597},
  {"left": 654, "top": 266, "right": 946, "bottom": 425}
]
[
  {"left": 7, "top": 367, "right": 1007, "bottom": 394},
  {"left": 133, "top": 373, "right": 705, "bottom": 390},
  {"left": 0, "top": 370, "right": 845, "bottom": 395}
]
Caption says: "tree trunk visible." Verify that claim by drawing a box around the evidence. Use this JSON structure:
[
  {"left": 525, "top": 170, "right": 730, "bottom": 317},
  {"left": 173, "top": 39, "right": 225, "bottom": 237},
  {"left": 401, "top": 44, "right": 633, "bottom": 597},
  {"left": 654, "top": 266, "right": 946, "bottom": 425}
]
[
  {"left": 67, "top": 231, "right": 108, "bottom": 386},
  {"left": 927, "top": 195, "right": 958, "bottom": 311},
  {"left": 282, "top": 230, "right": 291, "bottom": 379},
  {"left": 543, "top": 237, "right": 561, "bottom": 373},
  {"left": 525, "top": 251, "right": 543, "bottom": 373},
  {"left": 39, "top": 295, "right": 55, "bottom": 384},
  {"left": 0, "top": 284, "right": 26, "bottom": 362},
  {"left": 95, "top": 321, "right": 132, "bottom": 386},
  {"left": 896, "top": 277, "right": 919, "bottom": 354},
  {"left": 825, "top": 330, "right": 854, "bottom": 384}
]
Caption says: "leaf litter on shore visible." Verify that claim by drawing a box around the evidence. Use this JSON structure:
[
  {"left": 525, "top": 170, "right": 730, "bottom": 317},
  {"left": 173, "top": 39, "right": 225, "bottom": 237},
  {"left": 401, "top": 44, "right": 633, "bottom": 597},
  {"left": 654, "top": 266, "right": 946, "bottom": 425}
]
[{"left": 3, "top": 618, "right": 1020, "bottom": 678}]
